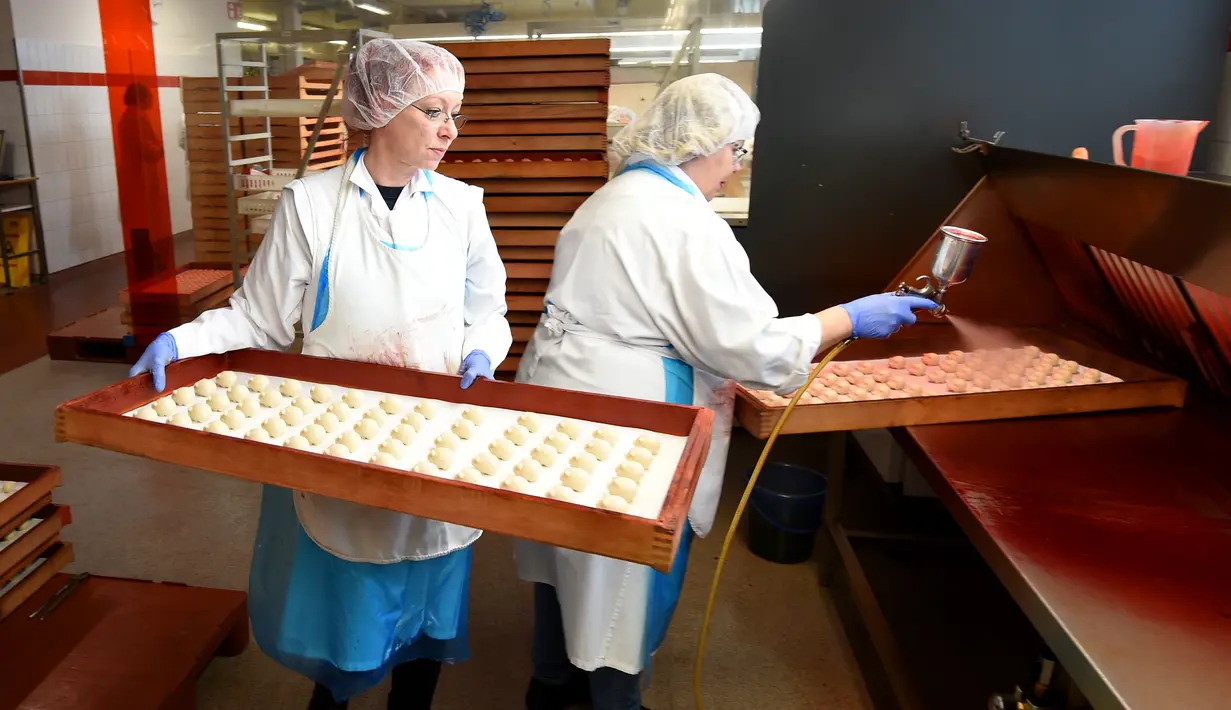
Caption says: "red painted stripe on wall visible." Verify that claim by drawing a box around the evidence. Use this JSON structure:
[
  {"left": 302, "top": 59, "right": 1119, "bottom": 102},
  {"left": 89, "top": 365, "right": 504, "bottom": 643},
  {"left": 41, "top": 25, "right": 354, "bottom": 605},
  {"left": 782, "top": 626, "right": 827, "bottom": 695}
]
[
  {"left": 99, "top": 0, "right": 178, "bottom": 345},
  {"left": 0, "top": 69, "right": 179, "bottom": 87}
]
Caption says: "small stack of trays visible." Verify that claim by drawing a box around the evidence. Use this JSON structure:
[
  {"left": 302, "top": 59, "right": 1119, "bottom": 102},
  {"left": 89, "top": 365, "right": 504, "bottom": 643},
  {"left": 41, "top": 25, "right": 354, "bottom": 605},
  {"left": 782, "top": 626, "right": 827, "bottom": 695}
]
[
  {"left": 118, "top": 263, "right": 241, "bottom": 328},
  {"left": 0, "top": 464, "right": 73, "bottom": 621},
  {"left": 180, "top": 77, "right": 265, "bottom": 262}
]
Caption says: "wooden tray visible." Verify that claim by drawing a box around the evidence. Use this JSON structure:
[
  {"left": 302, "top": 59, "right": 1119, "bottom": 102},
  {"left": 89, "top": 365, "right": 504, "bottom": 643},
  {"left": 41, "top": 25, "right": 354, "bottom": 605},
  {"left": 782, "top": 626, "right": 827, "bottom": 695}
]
[
  {"left": 0, "top": 542, "right": 73, "bottom": 621},
  {"left": 734, "top": 326, "right": 1187, "bottom": 438},
  {"left": 55, "top": 350, "right": 713, "bottom": 572},
  {"left": 0, "top": 464, "right": 62, "bottom": 527},
  {"left": 0, "top": 504, "right": 69, "bottom": 585}
]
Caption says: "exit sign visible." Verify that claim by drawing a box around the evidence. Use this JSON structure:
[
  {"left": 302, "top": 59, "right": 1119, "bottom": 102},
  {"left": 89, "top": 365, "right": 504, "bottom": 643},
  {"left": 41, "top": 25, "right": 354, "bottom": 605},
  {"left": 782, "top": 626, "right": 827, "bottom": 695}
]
[{"left": 227, "top": 1, "right": 243, "bottom": 20}]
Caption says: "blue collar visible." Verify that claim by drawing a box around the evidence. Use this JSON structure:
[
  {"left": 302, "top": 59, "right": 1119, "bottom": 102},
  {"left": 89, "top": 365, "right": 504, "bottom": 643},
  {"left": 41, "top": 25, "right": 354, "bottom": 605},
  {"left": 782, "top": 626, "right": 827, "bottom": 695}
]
[
  {"left": 617, "top": 161, "right": 699, "bottom": 198},
  {"left": 351, "top": 147, "right": 435, "bottom": 201}
]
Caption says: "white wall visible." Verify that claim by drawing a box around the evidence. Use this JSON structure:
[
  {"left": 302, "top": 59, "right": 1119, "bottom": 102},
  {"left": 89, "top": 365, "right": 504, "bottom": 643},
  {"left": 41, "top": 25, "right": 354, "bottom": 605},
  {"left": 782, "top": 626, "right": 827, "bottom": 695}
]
[
  {"left": 12, "top": 0, "right": 124, "bottom": 273},
  {"left": 152, "top": 0, "right": 242, "bottom": 237},
  {"left": 0, "top": 0, "right": 27, "bottom": 179}
]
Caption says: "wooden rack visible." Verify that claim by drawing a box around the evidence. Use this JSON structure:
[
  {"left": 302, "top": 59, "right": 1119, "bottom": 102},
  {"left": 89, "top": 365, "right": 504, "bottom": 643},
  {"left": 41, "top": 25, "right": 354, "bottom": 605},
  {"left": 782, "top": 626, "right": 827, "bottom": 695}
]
[
  {"left": 182, "top": 77, "right": 264, "bottom": 263},
  {"left": 430, "top": 38, "right": 612, "bottom": 378},
  {"left": 269, "top": 61, "right": 348, "bottom": 172}
]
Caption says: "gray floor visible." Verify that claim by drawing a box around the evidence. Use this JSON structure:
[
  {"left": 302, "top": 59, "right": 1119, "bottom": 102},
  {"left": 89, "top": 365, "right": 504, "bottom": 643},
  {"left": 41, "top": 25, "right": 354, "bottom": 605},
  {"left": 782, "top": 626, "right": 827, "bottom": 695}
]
[{"left": 5, "top": 356, "right": 871, "bottom": 710}]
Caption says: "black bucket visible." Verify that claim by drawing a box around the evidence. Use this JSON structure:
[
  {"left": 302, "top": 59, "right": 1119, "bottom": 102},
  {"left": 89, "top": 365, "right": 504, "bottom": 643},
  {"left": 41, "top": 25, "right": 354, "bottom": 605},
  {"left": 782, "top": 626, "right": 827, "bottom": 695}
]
[{"left": 744, "top": 463, "right": 828, "bottom": 564}]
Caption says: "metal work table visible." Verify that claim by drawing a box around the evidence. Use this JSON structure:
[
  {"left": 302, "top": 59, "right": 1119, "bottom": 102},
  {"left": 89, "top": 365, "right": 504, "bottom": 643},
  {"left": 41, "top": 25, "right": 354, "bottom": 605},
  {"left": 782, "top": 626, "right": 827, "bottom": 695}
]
[{"left": 896, "top": 405, "right": 1231, "bottom": 710}]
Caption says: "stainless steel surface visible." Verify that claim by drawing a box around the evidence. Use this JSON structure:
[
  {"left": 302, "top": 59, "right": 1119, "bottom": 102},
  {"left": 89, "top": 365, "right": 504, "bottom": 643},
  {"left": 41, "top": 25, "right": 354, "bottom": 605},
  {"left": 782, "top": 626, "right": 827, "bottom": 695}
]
[
  {"left": 895, "top": 225, "right": 987, "bottom": 316},
  {"left": 899, "top": 405, "right": 1231, "bottom": 710},
  {"left": 984, "top": 145, "right": 1231, "bottom": 300},
  {"left": 931, "top": 226, "right": 987, "bottom": 289},
  {"left": 29, "top": 571, "right": 89, "bottom": 620},
  {"left": 953, "top": 120, "right": 1006, "bottom": 154}
]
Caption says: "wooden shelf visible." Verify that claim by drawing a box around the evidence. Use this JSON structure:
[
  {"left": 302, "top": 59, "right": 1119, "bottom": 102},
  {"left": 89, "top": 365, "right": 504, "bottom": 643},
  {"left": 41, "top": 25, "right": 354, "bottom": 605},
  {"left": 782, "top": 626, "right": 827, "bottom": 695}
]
[{"left": 0, "top": 572, "right": 248, "bottom": 709}]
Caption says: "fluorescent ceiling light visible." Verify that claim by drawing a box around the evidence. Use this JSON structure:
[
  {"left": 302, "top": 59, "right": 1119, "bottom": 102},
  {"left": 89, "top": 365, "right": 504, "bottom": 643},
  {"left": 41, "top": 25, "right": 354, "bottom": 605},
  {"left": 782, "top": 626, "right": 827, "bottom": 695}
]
[
  {"left": 236, "top": 20, "right": 268, "bottom": 31},
  {"left": 355, "top": 3, "right": 391, "bottom": 15},
  {"left": 699, "top": 27, "right": 763, "bottom": 35},
  {"left": 649, "top": 58, "right": 740, "bottom": 65},
  {"left": 645, "top": 58, "right": 738, "bottom": 65},
  {"left": 540, "top": 30, "right": 689, "bottom": 39},
  {"left": 328, "top": 40, "right": 349, "bottom": 45},
  {"left": 412, "top": 34, "right": 530, "bottom": 41},
  {"left": 611, "top": 43, "right": 760, "bottom": 53}
]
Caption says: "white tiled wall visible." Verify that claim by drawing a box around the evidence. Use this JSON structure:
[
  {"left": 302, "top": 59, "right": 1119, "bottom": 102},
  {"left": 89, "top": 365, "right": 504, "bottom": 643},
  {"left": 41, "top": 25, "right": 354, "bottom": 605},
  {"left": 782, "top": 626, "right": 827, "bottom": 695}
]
[
  {"left": 160, "top": 86, "right": 191, "bottom": 234},
  {"left": 8, "top": 0, "right": 102, "bottom": 48},
  {"left": 0, "top": 0, "right": 26, "bottom": 178},
  {"left": 0, "top": 83, "right": 30, "bottom": 178},
  {"left": 152, "top": 0, "right": 246, "bottom": 236},
  {"left": 16, "top": 38, "right": 123, "bottom": 272}
]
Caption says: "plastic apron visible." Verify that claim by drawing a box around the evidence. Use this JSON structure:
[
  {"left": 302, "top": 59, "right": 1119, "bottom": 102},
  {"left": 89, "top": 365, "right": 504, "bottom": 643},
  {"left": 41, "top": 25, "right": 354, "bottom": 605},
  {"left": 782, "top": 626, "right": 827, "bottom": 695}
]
[
  {"left": 249, "top": 150, "right": 475, "bottom": 701},
  {"left": 514, "top": 161, "right": 737, "bottom": 676}
]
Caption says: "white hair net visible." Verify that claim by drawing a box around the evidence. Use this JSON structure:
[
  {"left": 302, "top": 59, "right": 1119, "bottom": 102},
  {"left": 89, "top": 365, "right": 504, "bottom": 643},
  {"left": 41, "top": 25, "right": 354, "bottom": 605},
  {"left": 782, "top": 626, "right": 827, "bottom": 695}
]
[
  {"left": 343, "top": 39, "right": 466, "bottom": 131},
  {"left": 611, "top": 73, "right": 759, "bottom": 166}
]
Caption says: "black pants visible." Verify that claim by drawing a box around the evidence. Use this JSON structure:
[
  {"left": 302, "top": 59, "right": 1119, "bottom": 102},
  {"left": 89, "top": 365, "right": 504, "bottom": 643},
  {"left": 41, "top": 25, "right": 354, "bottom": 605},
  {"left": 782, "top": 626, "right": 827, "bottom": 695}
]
[
  {"left": 308, "top": 658, "right": 443, "bottom": 710},
  {"left": 532, "top": 583, "right": 643, "bottom": 710}
]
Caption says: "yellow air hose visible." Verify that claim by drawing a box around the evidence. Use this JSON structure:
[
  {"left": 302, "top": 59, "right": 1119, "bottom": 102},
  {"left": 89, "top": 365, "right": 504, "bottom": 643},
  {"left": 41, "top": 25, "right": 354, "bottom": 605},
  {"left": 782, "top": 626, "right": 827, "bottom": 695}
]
[{"left": 693, "top": 337, "right": 854, "bottom": 710}]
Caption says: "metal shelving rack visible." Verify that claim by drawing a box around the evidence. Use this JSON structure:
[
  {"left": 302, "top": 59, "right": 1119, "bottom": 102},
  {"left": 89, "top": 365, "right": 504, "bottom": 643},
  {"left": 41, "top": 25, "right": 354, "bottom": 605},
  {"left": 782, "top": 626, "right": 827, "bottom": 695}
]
[
  {"left": 2, "top": 39, "right": 49, "bottom": 294},
  {"left": 213, "top": 28, "right": 388, "bottom": 285}
]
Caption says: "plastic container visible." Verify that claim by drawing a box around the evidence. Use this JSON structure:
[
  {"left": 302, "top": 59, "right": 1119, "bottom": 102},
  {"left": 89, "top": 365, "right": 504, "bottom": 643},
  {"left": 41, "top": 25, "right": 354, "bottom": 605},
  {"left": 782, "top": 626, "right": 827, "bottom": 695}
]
[{"left": 744, "top": 463, "right": 827, "bottom": 564}]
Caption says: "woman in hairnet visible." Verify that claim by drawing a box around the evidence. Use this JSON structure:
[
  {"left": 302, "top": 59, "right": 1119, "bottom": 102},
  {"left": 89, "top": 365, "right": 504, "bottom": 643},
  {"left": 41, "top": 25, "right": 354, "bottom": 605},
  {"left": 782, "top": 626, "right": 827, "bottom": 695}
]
[
  {"left": 128, "top": 40, "right": 511, "bottom": 709},
  {"left": 515, "top": 74, "right": 934, "bottom": 710}
]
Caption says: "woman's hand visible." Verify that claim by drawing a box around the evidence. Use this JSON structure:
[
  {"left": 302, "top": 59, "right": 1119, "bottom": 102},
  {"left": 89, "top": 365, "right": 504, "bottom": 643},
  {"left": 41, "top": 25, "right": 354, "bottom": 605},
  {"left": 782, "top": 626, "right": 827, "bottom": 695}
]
[
  {"left": 458, "top": 350, "right": 494, "bottom": 389},
  {"left": 129, "top": 332, "right": 179, "bottom": 392},
  {"left": 838, "top": 293, "right": 938, "bottom": 339}
]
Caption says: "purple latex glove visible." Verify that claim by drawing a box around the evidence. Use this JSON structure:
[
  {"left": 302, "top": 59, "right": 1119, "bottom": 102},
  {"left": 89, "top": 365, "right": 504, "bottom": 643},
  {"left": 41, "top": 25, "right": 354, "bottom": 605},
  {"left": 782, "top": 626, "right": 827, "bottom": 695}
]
[
  {"left": 129, "top": 332, "right": 179, "bottom": 392},
  {"left": 459, "top": 350, "right": 494, "bottom": 389},
  {"left": 839, "top": 293, "right": 938, "bottom": 339}
]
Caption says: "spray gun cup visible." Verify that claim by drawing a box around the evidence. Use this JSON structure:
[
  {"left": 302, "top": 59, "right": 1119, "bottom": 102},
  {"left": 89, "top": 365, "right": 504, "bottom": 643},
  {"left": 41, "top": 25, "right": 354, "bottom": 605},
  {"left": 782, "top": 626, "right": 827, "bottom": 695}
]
[{"left": 931, "top": 226, "right": 987, "bottom": 290}]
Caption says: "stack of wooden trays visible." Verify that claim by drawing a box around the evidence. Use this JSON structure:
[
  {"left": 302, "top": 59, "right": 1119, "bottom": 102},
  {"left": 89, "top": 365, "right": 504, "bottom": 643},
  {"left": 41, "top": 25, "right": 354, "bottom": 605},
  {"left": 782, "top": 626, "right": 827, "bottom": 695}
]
[
  {"left": 270, "top": 61, "right": 348, "bottom": 173},
  {"left": 118, "top": 263, "right": 243, "bottom": 329},
  {"left": 430, "top": 38, "right": 612, "bottom": 378},
  {"left": 0, "top": 464, "right": 73, "bottom": 621},
  {"left": 181, "top": 77, "right": 264, "bottom": 262}
]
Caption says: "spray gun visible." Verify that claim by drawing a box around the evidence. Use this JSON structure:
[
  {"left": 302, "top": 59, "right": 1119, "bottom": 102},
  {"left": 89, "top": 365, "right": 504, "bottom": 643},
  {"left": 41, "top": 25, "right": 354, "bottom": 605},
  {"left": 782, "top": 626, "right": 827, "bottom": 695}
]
[{"left": 895, "top": 225, "right": 988, "bottom": 317}]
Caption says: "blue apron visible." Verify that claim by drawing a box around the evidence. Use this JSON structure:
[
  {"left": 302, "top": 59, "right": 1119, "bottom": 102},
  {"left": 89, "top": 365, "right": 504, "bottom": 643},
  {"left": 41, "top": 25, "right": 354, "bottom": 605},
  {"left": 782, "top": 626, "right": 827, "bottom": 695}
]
[
  {"left": 248, "top": 488, "right": 471, "bottom": 700},
  {"left": 617, "top": 160, "right": 701, "bottom": 678},
  {"left": 248, "top": 155, "right": 472, "bottom": 699}
]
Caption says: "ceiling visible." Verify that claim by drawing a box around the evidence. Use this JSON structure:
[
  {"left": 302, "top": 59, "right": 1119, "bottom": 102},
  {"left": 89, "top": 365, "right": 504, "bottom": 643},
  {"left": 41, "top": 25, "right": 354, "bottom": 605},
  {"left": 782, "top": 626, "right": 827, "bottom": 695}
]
[{"left": 239, "top": 0, "right": 763, "bottom": 29}]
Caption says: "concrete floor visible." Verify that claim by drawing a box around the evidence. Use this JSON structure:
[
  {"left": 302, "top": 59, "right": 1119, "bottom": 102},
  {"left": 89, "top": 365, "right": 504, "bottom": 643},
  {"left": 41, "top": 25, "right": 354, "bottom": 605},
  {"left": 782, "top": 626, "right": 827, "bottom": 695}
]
[{"left": 3, "top": 355, "right": 871, "bottom": 710}]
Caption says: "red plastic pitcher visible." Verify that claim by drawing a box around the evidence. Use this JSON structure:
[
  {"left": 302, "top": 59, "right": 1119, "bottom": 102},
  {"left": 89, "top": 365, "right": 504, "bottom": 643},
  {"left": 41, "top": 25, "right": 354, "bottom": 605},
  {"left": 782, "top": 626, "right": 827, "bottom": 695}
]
[{"left": 1112, "top": 119, "right": 1208, "bottom": 175}]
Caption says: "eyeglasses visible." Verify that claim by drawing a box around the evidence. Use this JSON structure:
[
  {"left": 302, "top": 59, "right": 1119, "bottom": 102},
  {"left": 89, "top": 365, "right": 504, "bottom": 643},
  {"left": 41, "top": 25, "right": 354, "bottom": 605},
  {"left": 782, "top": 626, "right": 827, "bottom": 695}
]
[
  {"left": 731, "top": 142, "right": 749, "bottom": 164},
  {"left": 409, "top": 104, "right": 469, "bottom": 131}
]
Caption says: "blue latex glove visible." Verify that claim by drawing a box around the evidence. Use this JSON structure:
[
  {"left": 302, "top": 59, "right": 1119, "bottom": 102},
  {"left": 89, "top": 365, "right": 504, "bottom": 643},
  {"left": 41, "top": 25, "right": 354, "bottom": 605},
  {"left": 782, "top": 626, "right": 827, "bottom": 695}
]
[
  {"left": 129, "top": 332, "right": 179, "bottom": 392},
  {"left": 839, "top": 293, "right": 938, "bottom": 339},
  {"left": 458, "top": 350, "right": 494, "bottom": 389}
]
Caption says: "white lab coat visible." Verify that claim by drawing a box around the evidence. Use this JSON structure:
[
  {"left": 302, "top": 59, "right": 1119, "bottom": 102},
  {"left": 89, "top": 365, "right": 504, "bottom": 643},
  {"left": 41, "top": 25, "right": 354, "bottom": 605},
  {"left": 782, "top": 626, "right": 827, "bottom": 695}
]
[
  {"left": 170, "top": 151, "right": 512, "bottom": 563},
  {"left": 513, "top": 163, "right": 822, "bottom": 673}
]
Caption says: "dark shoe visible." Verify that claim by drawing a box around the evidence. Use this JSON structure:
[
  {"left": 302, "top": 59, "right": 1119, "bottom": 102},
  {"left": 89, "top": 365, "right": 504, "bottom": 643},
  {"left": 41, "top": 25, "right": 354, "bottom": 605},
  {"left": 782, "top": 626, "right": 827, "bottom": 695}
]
[
  {"left": 308, "top": 684, "right": 348, "bottom": 710},
  {"left": 389, "top": 659, "right": 443, "bottom": 710},
  {"left": 525, "top": 671, "right": 589, "bottom": 710}
]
